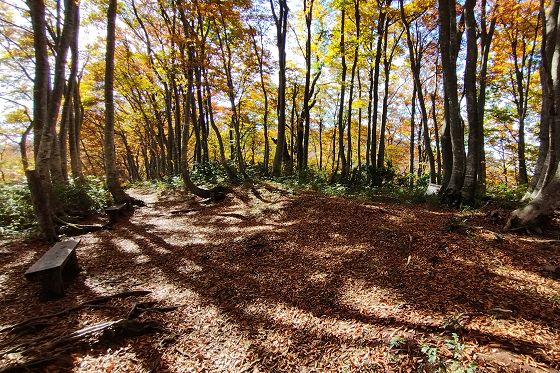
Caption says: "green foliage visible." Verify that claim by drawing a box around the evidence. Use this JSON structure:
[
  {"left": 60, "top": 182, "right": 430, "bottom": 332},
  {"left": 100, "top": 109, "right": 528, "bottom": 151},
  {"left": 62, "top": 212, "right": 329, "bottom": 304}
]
[
  {"left": 446, "top": 217, "right": 467, "bottom": 232},
  {"left": 54, "top": 176, "right": 112, "bottom": 215},
  {"left": 191, "top": 161, "right": 231, "bottom": 186},
  {"left": 445, "top": 333, "right": 465, "bottom": 360},
  {"left": 485, "top": 183, "right": 527, "bottom": 206},
  {"left": 367, "top": 162, "right": 397, "bottom": 187},
  {"left": 388, "top": 335, "right": 406, "bottom": 350},
  {"left": 421, "top": 344, "right": 439, "bottom": 364},
  {"left": 418, "top": 334, "right": 477, "bottom": 373},
  {"left": 0, "top": 182, "right": 36, "bottom": 236}
]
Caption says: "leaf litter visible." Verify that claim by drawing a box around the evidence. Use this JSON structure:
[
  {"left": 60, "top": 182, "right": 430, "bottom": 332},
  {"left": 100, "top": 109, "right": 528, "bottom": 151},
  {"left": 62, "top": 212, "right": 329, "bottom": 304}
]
[{"left": 0, "top": 184, "right": 558, "bottom": 372}]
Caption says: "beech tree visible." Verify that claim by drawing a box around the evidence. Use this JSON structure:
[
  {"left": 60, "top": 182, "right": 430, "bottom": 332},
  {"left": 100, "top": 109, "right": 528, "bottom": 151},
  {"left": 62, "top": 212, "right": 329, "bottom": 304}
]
[
  {"left": 104, "top": 0, "right": 131, "bottom": 204},
  {"left": 507, "top": 0, "right": 560, "bottom": 229}
]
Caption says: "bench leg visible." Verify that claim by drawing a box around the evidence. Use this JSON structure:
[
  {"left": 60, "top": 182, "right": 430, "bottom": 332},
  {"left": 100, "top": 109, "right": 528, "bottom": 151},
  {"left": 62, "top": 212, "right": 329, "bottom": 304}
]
[
  {"left": 68, "top": 251, "right": 80, "bottom": 274},
  {"left": 40, "top": 269, "right": 64, "bottom": 297}
]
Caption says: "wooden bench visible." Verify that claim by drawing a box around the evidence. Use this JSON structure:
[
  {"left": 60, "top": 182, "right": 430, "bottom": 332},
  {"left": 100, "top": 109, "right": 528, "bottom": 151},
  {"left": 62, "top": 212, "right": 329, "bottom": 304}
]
[
  {"left": 24, "top": 239, "right": 81, "bottom": 297},
  {"left": 105, "top": 203, "right": 128, "bottom": 225}
]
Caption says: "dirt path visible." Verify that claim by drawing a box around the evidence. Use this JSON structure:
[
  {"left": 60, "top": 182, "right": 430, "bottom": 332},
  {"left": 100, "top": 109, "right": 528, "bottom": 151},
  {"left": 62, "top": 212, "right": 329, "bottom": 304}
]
[{"left": 0, "top": 185, "right": 559, "bottom": 372}]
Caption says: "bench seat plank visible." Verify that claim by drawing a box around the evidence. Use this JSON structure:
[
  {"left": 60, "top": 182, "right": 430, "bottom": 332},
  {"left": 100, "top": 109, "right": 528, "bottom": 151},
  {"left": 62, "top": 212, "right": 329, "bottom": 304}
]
[{"left": 25, "top": 239, "right": 80, "bottom": 279}]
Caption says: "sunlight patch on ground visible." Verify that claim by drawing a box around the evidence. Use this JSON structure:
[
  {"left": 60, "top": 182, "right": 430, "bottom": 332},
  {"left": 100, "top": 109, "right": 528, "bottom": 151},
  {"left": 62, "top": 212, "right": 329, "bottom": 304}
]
[
  {"left": 0, "top": 274, "right": 9, "bottom": 291},
  {"left": 244, "top": 300, "right": 389, "bottom": 346},
  {"left": 6, "top": 251, "right": 34, "bottom": 269},
  {"left": 488, "top": 265, "right": 560, "bottom": 297},
  {"left": 386, "top": 214, "right": 404, "bottom": 224},
  {"left": 134, "top": 254, "right": 151, "bottom": 264},
  {"left": 111, "top": 238, "right": 141, "bottom": 254},
  {"left": 337, "top": 278, "right": 403, "bottom": 316},
  {"left": 178, "top": 259, "right": 203, "bottom": 277},
  {"left": 74, "top": 345, "right": 142, "bottom": 372}
]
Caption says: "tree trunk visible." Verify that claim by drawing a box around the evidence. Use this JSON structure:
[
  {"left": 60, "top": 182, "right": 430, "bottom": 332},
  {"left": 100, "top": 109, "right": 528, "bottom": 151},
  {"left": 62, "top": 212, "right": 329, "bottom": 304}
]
[
  {"left": 410, "top": 84, "right": 417, "bottom": 182},
  {"left": 104, "top": 0, "right": 129, "bottom": 204},
  {"left": 251, "top": 31, "right": 270, "bottom": 175},
  {"left": 438, "top": 0, "right": 466, "bottom": 197},
  {"left": 399, "top": 1, "right": 436, "bottom": 182},
  {"left": 27, "top": 0, "right": 57, "bottom": 242},
  {"left": 507, "top": 0, "right": 560, "bottom": 228},
  {"left": 271, "top": 0, "right": 289, "bottom": 177},
  {"left": 461, "top": 0, "right": 481, "bottom": 203},
  {"left": 477, "top": 0, "right": 496, "bottom": 193},
  {"left": 337, "top": 6, "right": 348, "bottom": 179},
  {"left": 370, "top": 8, "right": 388, "bottom": 169}
]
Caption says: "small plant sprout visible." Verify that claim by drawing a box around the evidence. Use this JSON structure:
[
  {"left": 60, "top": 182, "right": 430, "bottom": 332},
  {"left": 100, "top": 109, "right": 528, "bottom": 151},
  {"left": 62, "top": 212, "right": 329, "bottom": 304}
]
[{"left": 388, "top": 335, "right": 406, "bottom": 350}]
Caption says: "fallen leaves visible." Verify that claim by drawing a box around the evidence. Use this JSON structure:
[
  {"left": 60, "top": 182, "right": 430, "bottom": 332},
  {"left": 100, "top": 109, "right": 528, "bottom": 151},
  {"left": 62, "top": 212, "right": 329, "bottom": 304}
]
[{"left": 0, "top": 185, "right": 558, "bottom": 372}]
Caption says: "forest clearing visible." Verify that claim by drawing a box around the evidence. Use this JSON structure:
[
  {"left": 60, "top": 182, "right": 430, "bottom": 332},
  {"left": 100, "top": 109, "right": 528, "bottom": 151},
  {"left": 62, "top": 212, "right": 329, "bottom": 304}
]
[
  {"left": 3, "top": 0, "right": 560, "bottom": 370},
  {"left": 0, "top": 185, "right": 559, "bottom": 372}
]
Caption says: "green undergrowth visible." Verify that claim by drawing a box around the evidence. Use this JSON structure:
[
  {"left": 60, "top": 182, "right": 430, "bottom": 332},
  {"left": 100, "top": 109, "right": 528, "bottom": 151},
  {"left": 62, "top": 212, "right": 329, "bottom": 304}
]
[
  {"left": 0, "top": 176, "right": 111, "bottom": 238},
  {"left": 275, "top": 166, "right": 438, "bottom": 205},
  {"left": 0, "top": 182, "right": 36, "bottom": 237}
]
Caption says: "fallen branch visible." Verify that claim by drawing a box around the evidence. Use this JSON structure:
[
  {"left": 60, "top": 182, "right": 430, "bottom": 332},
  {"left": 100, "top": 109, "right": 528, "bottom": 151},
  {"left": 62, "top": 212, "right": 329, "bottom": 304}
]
[
  {"left": 0, "top": 319, "right": 162, "bottom": 373},
  {"left": 53, "top": 215, "right": 106, "bottom": 236},
  {"left": 127, "top": 301, "right": 180, "bottom": 320},
  {"left": 49, "top": 319, "right": 162, "bottom": 348},
  {"left": 1, "top": 290, "right": 151, "bottom": 334}
]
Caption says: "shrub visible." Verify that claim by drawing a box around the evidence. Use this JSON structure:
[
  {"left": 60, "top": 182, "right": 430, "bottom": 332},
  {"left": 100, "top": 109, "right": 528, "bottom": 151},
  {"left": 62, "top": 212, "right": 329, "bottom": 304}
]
[
  {"left": 0, "top": 182, "right": 36, "bottom": 235},
  {"left": 485, "top": 183, "right": 527, "bottom": 205},
  {"left": 54, "top": 176, "right": 112, "bottom": 215},
  {"left": 191, "top": 161, "right": 230, "bottom": 185}
]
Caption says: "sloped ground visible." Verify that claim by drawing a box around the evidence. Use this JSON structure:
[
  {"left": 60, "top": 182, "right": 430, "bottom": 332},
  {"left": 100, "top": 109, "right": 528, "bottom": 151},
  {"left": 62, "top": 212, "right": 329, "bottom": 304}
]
[{"left": 0, "top": 184, "right": 559, "bottom": 372}]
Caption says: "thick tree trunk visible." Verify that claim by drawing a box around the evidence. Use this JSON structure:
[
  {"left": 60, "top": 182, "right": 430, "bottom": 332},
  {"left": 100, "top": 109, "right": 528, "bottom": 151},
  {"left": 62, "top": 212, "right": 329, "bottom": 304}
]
[
  {"left": 27, "top": 0, "right": 57, "bottom": 242},
  {"left": 104, "top": 0, "right": 130, "bottom": 204},
  {"left": 26, "top": 170, "right": 57, "bottom": 242},
  {"left": 507, "top": 0, "right": 560, "bottom": 228},
  {"left": 438, "top": 0, "right": 466, "bottom": 197},
  {"left": 440, "top": 91, "right": 453, "bottom": 189}
]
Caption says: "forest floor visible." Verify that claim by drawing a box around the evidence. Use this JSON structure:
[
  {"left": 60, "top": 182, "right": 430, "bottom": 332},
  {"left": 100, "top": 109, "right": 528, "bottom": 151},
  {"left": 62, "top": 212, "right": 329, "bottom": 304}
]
[{"left": 0, "top": 183, "right": 559, "bottom": 372}]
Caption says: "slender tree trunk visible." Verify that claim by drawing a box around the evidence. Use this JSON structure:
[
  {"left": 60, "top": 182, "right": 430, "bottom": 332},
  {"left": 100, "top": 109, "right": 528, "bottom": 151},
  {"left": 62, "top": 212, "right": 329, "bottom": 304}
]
[
  {"left": 251, "top": 32, "right": 270, "bottom": 174},
  {"left": 377, "top": 27, "right": 401, "bottom": 169},
  {"left": 431, "top": 92, "right": 442, "bottom": 184},
  {"left": 345, "top": 0, "right": 361, "bottom": 173},
  {"left": 337, "top": 7, "right": 348, "bottom": 179},
  {"left": 271, "top": 0, "right": 289, "bottom": 177},
  {"left": 399, "top": 1, "right": 436, "bottom": 182},
  {"left": 410, "top": 84, "right": 417, "bottom": 182},
  {"left": 461, "top": 0, "right": 481, "bottom": 202},
  {"left": 477, "top": 0, "right": 496, "bottom": 193},
  {"left": 370, "top": 9, "right": 388, "bottom": 169}
]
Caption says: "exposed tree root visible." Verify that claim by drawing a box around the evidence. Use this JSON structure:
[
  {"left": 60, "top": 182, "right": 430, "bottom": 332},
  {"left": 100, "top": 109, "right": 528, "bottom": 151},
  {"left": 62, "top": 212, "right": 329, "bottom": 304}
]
[
  {"left": 439, "top": 187, "right": 463, "bottom": 207},
  {"left": 0, "top": 319, "right": 163, "bottom": 373},
  {"left": 0, "top": 290, "right": 151, "bottom": 334},
  {"left": 0, "top": 295, "right": 168, "bottom": 373}
]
